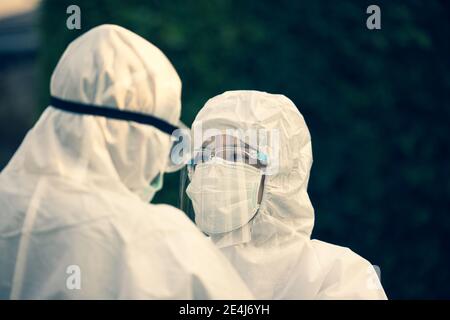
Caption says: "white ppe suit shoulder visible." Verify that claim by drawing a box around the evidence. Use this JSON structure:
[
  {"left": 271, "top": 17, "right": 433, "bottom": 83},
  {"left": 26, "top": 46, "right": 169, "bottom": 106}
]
[
  {"left": 0, "top": 25, "right": 252, "bottom": 299},
  {"left": 191, "top": 91, "right": 388, "bottom": 300}
]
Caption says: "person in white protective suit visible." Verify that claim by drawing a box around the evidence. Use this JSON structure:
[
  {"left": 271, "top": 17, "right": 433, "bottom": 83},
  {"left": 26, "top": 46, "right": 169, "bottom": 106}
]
[
  {"left": 185, "top": 90, "right": 388, "bottom": 299},
  {"left": 0, "top": 25, "right": 253, "bottom": 299}
]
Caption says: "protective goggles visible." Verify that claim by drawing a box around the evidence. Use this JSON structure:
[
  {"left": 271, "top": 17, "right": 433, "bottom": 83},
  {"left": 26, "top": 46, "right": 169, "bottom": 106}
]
[
  {"left": 50, "top": 96, "right": 190, "bottom": 173},
  {"left": 187, "top": 145, "right": 268, "bottom": 178}
]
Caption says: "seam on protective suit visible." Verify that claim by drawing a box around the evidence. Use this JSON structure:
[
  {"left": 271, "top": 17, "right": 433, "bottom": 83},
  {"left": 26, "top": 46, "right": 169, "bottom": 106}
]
[{"left": 10, "top": 178, "right": 47, "bottom": 299}]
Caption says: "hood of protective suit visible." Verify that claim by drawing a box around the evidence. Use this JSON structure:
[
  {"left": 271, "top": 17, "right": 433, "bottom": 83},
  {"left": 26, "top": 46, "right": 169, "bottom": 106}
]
[
  {"left": 5, "top": 24, "right": 181, "bottom": 200},
  {"left": 191, "top": 90, "right": 314, "bottom": 246}
]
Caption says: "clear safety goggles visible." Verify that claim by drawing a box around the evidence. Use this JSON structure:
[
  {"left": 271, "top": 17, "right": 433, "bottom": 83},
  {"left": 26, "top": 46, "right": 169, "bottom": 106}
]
[{"left": 187, "top": 145, "right": 268, "bottom": 179}]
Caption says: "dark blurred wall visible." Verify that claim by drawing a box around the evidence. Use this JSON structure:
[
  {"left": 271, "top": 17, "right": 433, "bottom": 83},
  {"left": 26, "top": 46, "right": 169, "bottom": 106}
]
[
  {"left": 34, "top": 0, "right": 450, "bottom": 298},
  {"left": 0, "top": 9, "right": 39, "bottom": 169}
]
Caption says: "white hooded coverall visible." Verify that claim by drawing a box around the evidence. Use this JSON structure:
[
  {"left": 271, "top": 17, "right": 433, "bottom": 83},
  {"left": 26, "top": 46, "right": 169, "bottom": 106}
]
[
  {"left": 0, "top": 25, "right": 252, "bottom": 300},
  {"left": 190, "top": 91, "right": 388, "bottom": 300}
]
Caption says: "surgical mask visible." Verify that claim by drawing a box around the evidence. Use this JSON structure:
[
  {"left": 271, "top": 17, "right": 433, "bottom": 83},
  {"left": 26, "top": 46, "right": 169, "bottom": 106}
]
[
  {"left": 186, "top": 158, "right": 263, "bottom": 234},
  {"left": 135, "top": 171, "right": 164, "bottom": 203}
]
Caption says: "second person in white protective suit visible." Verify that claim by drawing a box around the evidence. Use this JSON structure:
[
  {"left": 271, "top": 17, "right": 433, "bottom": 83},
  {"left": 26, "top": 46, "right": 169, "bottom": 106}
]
[
  {"left": 185, "top": 90, "right": 388, "bottom": 299},
  {"left": 0, "top": 25, "right": 253, "bottom": 299}
]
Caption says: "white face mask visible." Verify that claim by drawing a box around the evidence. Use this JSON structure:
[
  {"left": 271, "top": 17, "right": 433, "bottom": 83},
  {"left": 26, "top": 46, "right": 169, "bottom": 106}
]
[{"left": 186, "top": 158, "right": 263, "bottom": 234}]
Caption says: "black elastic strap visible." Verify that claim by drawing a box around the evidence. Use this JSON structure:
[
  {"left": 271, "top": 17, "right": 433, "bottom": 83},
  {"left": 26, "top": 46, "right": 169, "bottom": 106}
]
[{"left": 50, "top": 96, "right": 178, "bottom": 135}]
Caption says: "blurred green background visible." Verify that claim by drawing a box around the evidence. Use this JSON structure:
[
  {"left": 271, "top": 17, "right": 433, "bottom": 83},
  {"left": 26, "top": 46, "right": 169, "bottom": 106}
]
[{"left": 1, "top": 0, "right": 449, "bottom": 298}]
